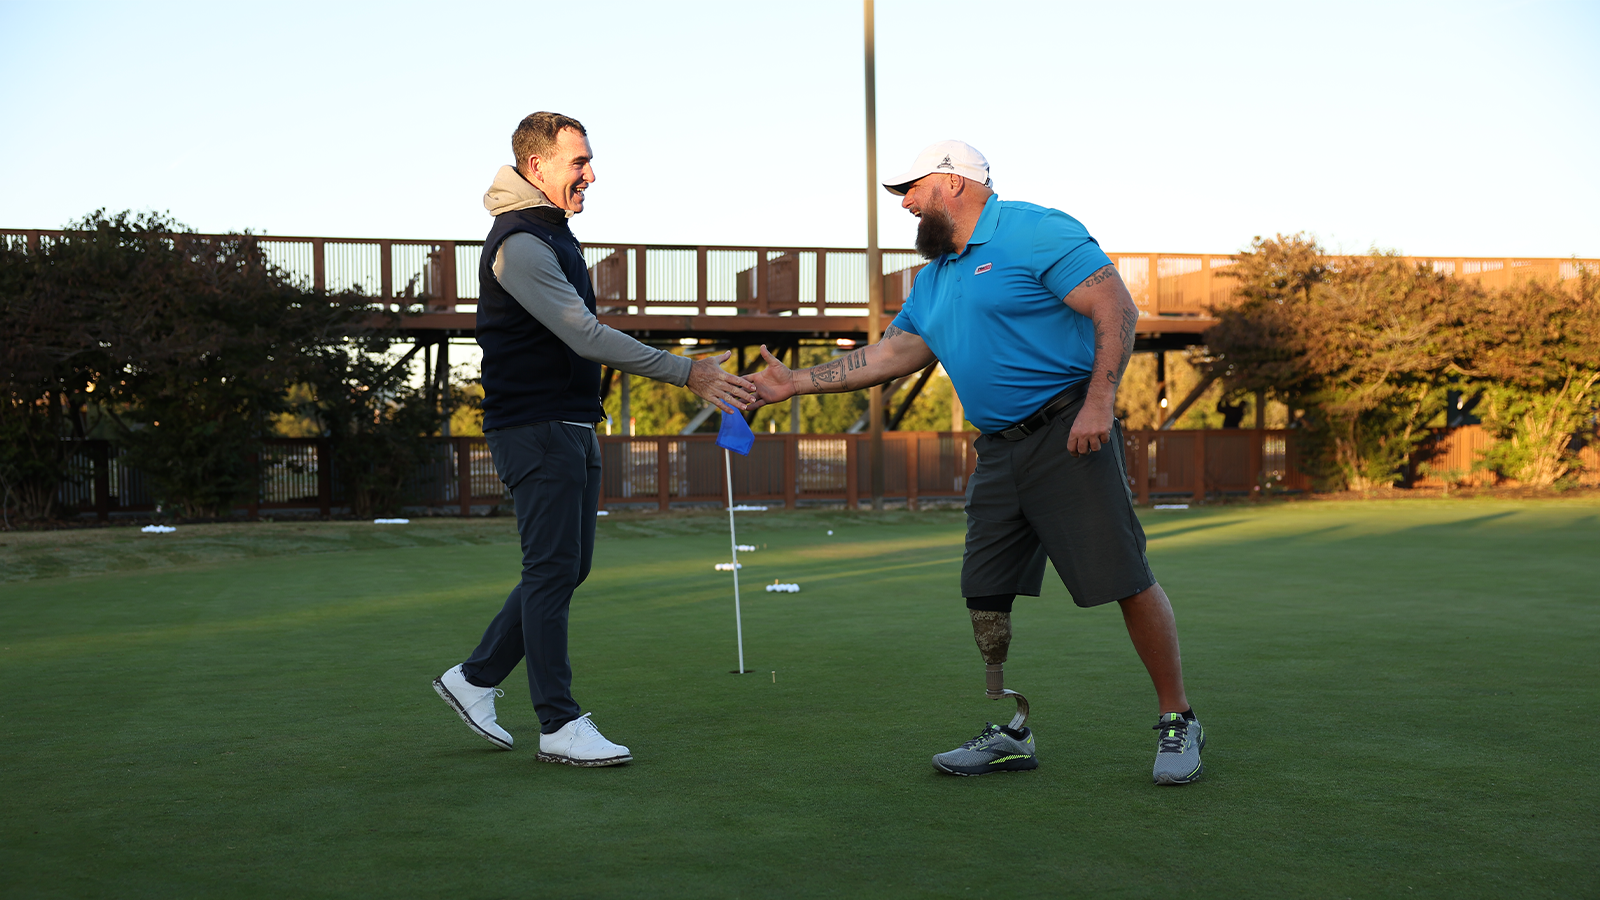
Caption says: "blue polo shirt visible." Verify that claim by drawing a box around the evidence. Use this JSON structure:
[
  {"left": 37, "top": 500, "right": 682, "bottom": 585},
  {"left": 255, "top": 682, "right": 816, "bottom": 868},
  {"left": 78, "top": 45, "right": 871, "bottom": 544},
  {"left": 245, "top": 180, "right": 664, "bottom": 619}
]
[{"left": 891, "top": 195, "right": 1112, "bottom": 433}]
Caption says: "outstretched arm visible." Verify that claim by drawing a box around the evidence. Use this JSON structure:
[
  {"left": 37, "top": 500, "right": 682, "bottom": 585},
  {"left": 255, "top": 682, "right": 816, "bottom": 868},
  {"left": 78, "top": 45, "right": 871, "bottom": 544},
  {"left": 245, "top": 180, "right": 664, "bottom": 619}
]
[
  {"left": 495, "top": 235, "right": 754, "bottom": 410},
  {"left": 1062, "top": 263, "right": 1138, "bottom": 456},
  {"left": 747, "top": 325, "right": 936, "bottom": 408}
]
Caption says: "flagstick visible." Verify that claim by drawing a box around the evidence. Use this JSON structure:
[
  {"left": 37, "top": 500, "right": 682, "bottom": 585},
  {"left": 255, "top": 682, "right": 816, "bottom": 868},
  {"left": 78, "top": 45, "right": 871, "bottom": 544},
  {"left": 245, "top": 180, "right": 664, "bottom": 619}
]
[{"left": 725, "top": 447, "right": 746, "bottom": 674}]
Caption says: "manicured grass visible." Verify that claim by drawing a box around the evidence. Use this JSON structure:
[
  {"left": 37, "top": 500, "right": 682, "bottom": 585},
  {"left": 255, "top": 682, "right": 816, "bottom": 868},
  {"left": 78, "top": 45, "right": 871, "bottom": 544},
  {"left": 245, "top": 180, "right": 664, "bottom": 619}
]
[{"left": 1, "top": 499, "right": 1596, "bottom": 898}]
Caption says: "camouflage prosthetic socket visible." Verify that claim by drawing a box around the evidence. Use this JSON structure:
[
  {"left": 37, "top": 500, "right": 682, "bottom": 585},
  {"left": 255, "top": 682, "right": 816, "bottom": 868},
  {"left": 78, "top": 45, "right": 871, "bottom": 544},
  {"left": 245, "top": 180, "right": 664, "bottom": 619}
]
[{"left": 969, "top": 610, "right": 1012, "bottom": 699}]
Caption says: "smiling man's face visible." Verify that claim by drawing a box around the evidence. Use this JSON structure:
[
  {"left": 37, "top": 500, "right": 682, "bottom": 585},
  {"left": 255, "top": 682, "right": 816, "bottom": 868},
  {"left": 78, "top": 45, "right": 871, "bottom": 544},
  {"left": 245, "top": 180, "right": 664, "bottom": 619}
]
[{"left": 530, "top": 127, "right": 595, "bottom": 213}]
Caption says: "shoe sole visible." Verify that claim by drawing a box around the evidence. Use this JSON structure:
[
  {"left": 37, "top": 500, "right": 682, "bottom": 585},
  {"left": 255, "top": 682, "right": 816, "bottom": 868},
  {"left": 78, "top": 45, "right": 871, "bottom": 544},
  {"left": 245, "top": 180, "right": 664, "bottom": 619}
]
[
  {"left": 932, "top": 756, "right": 1039, "bottom": 776},
  {"left": 433, "top": 677, "right": 514, "bottom": 751},
  {"left": 1153, "top": 762, "right": 1203, "bottom": 785},
  {"left": 536, "top": 751, "right": 632, "bottom": 767}
]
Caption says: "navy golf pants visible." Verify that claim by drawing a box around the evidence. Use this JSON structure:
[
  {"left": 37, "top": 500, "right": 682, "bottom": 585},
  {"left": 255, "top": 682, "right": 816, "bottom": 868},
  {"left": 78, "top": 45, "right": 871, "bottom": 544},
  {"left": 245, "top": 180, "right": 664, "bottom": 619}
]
[{"left": 461, "top": 421, "right": 599, "bottom": 734}]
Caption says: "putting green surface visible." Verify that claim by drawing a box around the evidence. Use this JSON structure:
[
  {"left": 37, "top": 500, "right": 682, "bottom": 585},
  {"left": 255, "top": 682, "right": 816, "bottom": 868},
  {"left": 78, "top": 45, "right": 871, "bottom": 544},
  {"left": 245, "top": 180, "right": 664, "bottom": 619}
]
[{"left": 1, "top": 499, "right": 1595, "bottom": 898}]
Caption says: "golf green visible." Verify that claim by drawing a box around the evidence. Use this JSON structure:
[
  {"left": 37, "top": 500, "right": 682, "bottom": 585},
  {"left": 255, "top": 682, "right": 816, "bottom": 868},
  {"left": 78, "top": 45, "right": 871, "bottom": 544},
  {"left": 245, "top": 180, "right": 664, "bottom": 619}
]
[{"left": 1, "top": 499, "right": 1594, "bottom": 898}]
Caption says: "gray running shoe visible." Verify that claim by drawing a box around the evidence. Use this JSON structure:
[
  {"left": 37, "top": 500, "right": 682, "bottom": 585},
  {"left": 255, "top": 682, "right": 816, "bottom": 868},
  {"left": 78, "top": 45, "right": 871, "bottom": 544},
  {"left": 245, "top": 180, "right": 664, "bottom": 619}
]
[
  {"left": 932, "top": 722, "right": 1038, "bottom": 776},
  {"left": 1151, "top": 712, "right": 1204, "bottom": 785}
]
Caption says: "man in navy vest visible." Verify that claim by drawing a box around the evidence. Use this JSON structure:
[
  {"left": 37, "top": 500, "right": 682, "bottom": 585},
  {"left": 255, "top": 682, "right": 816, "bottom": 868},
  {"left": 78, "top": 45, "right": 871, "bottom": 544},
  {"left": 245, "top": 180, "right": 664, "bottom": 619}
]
[{"left": 433, "top": 112, "right": 755, "bottom": 766}]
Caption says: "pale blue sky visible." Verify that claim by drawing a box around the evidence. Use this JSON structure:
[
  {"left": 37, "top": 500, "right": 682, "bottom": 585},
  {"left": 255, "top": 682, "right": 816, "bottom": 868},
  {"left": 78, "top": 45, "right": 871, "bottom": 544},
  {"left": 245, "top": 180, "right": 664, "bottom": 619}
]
[{"left": 2, "top": 0, "right": 1596, "bottom": 258}]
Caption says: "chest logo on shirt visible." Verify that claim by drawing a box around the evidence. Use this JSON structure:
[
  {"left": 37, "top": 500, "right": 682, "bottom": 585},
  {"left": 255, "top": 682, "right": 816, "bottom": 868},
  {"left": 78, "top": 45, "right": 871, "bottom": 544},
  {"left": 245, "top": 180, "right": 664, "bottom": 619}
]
[{"left": 974, "top": 263, "right": 992, "bottom": 275}]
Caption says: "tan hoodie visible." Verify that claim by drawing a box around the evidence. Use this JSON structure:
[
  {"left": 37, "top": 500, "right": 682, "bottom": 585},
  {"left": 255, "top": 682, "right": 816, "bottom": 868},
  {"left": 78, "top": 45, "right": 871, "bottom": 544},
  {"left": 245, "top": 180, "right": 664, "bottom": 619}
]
[{"left": 483, "top": 165, "right": 570, "bottom": 217}]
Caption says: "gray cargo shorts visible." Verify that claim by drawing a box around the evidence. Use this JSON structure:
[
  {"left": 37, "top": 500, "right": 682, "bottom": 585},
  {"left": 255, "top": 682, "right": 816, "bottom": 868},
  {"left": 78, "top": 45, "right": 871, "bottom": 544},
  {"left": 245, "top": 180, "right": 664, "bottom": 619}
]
[{"left": 961, "top": 397, "right": 1155, "bottom": 607}]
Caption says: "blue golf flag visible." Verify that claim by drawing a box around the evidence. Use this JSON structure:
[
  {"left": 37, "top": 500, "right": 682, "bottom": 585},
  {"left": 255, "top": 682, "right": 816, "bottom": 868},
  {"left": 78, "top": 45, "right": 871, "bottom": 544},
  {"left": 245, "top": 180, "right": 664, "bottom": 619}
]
[{"left": 716, "top": 407, "right": 754, "bottom": 456}]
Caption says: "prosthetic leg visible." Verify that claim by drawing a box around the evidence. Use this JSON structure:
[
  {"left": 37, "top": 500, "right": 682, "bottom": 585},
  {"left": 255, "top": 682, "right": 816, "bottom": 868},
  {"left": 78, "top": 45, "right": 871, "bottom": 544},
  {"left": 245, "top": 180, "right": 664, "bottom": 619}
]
[
  {"left": 970, "top": 609, "right": 1029, "bottom": 730},
  {"left": 930, "top": 598, "right": 1038, "bottom": 775}
]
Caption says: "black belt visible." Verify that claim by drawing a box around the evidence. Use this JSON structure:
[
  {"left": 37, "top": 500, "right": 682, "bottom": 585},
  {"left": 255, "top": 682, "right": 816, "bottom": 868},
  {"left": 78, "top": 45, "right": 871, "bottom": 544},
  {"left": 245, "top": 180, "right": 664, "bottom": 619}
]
[{"left": 988, "top": 382, "right": 1087, "bottom": 442}]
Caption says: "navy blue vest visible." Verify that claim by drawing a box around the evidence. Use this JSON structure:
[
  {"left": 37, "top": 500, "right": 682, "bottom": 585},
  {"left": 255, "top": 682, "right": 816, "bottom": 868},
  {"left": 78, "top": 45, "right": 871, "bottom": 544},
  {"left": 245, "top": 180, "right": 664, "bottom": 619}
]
[{"left": 476, "top": 207, "right": 604, "bottom": 431}]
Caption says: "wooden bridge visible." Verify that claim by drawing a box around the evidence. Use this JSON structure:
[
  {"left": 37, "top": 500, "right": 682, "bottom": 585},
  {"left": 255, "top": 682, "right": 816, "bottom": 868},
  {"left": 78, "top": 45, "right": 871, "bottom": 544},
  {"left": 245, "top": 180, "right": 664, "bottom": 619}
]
[
  {"left": 7, "top": 228, "right": 1594, "bottom": 430},
  {"left": 10, "top": 228, "right": 1586, "bottom": 345}
]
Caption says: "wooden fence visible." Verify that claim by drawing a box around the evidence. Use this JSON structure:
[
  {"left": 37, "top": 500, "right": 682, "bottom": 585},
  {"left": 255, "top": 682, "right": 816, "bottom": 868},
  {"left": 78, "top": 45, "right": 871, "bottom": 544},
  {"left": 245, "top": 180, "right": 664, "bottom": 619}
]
[
  {"left": 40, "top": 425, "right": 1595, "bottom": 521},
  {"left": 44, "top": 428, "right": 1303, "bottom": 520}
]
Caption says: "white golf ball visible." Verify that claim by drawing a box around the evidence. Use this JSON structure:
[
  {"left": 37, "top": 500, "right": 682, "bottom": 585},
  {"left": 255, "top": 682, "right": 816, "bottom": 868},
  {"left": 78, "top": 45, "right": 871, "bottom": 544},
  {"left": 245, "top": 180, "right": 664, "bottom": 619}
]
[{"left": 827, "top": 530, "right": 833, "bottom": 535}]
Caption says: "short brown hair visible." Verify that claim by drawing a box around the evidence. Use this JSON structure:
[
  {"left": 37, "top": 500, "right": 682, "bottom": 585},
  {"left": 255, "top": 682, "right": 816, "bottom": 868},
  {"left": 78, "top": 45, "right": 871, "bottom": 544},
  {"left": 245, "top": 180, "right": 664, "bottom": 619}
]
[{"left": 512, "top": 112, "right": 586, "bottom": 176}]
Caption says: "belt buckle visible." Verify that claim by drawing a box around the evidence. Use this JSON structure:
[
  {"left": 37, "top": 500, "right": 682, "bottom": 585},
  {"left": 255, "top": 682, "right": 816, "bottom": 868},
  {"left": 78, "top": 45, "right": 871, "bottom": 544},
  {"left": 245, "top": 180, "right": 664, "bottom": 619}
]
[{"left": 998, "top": 422, "right": 1032, "bottom": 441}]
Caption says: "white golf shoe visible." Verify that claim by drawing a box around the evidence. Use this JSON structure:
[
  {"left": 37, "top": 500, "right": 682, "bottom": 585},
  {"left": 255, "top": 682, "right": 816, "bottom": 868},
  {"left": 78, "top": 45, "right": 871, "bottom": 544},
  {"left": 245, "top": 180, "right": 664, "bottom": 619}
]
[
  {"left": 433, "top": 664, "right": 514, "bottom": 750},
  {"left": 537, "top": 713, "right": 632, "bottom": 767}
]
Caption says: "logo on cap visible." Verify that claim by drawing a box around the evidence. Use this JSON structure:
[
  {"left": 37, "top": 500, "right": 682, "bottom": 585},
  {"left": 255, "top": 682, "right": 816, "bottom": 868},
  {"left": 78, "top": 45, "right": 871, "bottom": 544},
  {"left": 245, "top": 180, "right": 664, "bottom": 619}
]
[{"left": 937, "top": 155, "right": 954, "bottom": 170}]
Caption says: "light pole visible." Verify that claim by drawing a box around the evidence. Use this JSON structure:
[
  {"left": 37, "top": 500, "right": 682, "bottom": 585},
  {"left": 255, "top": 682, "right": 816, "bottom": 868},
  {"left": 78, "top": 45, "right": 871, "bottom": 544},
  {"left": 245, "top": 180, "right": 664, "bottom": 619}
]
[{"left": 864, "top": 0, "right": 884, "bottom": 511}]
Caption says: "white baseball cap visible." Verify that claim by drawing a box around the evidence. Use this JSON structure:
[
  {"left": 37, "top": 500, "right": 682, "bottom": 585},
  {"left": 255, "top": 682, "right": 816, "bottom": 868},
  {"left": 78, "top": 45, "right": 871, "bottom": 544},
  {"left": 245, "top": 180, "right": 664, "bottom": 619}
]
[{"left": 883, "top": 140, "right": 991, "bottom": 195}]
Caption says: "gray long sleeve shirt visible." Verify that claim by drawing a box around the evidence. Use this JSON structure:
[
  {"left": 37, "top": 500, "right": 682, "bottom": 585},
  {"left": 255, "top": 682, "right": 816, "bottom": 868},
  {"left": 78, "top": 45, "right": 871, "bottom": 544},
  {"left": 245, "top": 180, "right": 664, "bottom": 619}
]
[{"left": 493, "top": 233, "right": 692, "bottom": 386}]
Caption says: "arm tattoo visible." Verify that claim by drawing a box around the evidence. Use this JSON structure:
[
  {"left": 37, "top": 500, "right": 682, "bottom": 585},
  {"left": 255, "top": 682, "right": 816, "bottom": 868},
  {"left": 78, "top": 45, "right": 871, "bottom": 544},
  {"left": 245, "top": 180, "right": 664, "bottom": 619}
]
[
  {"left": 810, "top": 347, "right": 871, "bottom": 391},
  {"left": 882, "top": 324, "right": 905, "bottom": 341},
  {"left": 811, "top": 359, "right": 845, "bottom": 386},
  {"left": 1113, "top": 305, "right": 1137, "bottom": 380},
  {"left": 1082, "top": 264, "right": 1118, "bottom": 288},
  {"left": 1102, "top": 304, "right": 1138, "bottom": 384},
  {"left": 1074, "top": 265, "right": 1135, "bottom": 386}
]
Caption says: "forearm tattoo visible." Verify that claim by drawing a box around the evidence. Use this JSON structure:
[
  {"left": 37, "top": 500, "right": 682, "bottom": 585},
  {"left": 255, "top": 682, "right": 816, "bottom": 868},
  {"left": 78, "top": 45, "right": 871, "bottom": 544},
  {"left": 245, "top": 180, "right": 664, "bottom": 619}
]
[
  {"left": 808, "top": 342, "right": 880, "bottom": 391},
  {"left": 1108, "top": 304, "right": 1137, "bottom": 385},
  {"left": 812, "top": 351, "right": 866, "bottom": 389},
  {"left": 1080, "top": 265, "right": 1136, "bottom": 386},
  {"left": 811, "top": 359, "right": 845, "bottom": 386},
  {"left": 806, "top": 326, "right": 906, "bottom": 392}
]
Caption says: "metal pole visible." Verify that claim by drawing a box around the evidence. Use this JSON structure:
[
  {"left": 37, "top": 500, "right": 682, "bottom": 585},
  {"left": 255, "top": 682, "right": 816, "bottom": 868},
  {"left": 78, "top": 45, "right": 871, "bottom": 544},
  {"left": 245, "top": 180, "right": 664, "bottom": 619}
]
[
  {"left": 725, "top": 448, "right": 746, "bottom": 674},
  {"left": 864, "top": 0, "right": 885, "bottom": 511}
]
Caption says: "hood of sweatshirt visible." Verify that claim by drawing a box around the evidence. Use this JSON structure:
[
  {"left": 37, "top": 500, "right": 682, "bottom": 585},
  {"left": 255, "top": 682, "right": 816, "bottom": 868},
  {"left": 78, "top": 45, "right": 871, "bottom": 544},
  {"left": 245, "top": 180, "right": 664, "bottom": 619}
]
[{"left": 483, "top": 165, "right": 576, "bottom": 218}]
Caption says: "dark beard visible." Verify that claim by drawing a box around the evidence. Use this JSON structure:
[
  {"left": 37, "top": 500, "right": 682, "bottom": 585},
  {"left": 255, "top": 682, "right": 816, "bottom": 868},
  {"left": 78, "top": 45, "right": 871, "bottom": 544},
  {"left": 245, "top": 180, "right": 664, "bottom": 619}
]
[{"left": 914, "top": 204, "right": 959, "bottom": 259}]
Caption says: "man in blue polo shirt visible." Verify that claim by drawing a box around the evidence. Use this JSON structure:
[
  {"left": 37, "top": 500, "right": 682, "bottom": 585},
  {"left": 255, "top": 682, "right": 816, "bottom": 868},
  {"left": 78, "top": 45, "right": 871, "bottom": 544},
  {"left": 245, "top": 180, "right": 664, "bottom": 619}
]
[{"left": 747, "top": 141, "right": 1204, "bottom": 785}]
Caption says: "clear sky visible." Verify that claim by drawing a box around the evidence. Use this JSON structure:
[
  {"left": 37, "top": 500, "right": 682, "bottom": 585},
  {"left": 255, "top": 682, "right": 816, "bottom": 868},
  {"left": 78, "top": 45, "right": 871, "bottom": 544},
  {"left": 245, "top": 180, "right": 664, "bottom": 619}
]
[{"left": 2, "top": 0, "right": 1597, "bottom": 258}]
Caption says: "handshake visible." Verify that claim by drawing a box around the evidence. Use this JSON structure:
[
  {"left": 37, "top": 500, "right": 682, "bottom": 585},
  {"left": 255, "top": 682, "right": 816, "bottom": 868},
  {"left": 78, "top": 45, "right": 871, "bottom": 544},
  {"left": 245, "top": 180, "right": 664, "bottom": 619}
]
[
  {"left": 682, "top": 344, "right": 811, "bottom": 416},
  {"left": 689, "top": 332, "right": 938, "bottom": 420}
]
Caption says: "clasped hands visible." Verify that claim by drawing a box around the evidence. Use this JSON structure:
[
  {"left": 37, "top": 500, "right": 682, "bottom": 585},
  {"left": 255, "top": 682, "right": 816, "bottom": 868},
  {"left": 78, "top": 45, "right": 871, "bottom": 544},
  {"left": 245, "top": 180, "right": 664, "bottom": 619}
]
[{"left": 686, "top": 346, "right": 793, "bottom": 414}]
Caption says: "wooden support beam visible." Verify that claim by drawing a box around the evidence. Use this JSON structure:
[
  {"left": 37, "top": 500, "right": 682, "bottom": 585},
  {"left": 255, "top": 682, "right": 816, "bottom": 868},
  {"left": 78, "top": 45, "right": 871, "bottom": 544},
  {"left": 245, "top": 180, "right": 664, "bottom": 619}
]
[
  {"left": 381, "top": 339, "right": 427, "bottom": 385},
  {"left": 1159, "top": 372, "right": 1221, "bottom": 431},
  {"left": 440, "top": 241, "right": 457, "bottom": 305},
  {"left": 847, "top": 369, "right": 920, "bottom": 433},
  {"left": 886, "top": 363, "right": 938, "bottom": 430},
  {"left": 696, "top": 247, "right": 708, "bottom": 314},
  {"left": 1155, "top": 351, "right": 1168, "bottom": 421},
  {"left": 380, "top": 240, "right": 393, "bottom": 301}
]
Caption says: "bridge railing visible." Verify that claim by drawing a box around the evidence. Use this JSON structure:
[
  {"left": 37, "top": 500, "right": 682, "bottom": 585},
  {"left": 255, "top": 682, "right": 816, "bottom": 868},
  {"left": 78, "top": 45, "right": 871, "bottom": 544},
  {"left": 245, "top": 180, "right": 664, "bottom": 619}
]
[{"left": 10, "top": 229, "right": 1588, "bottom": 321}]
